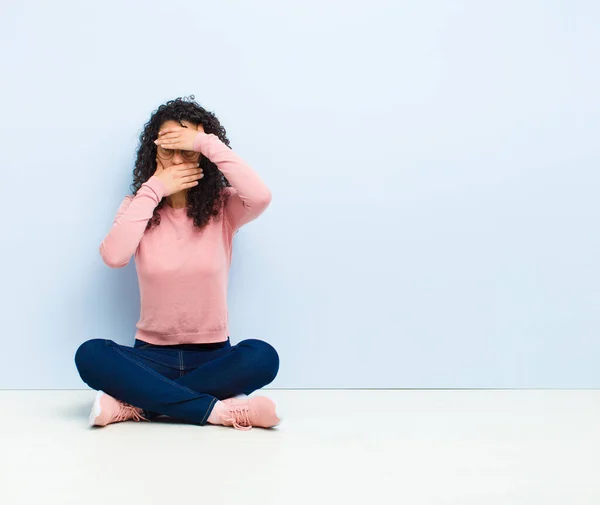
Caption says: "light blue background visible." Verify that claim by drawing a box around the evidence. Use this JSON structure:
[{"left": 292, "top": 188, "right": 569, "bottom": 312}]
[{"left": 1, "top": 1, "right": 598, "bottom": 389}]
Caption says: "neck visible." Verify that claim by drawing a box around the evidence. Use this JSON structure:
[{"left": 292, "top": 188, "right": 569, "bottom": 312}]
[{"left": 167, "top": 191, "right": 187, "bottom": 209}]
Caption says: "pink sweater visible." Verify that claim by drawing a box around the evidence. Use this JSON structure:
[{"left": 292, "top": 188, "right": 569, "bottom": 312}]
[{"left": 99, "top": 131, "right": 272, "bottom": 345}]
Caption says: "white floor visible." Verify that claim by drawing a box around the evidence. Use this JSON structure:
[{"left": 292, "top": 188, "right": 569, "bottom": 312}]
[{"left": 0, "top": 389, "right": 598, "bottom": 505}]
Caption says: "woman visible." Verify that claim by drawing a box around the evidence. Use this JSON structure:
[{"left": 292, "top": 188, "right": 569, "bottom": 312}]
[{"left": 74, "top": 96, "right": 281, "bottom": 431}]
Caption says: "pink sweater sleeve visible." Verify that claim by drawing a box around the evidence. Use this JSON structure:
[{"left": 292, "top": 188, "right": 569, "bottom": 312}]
[
  {"left": 99, "top": 175, "right": 167, "bottom": 268},
  {"left": 193, "top": 132, "right": 272, "bottom": 232}
]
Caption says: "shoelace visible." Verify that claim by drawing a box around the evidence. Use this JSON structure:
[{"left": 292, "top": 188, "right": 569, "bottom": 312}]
[
  {"left": 224, "top": 404, "right": 253, "bottom": 431},
  {"left": 112, "top": 402, "right": 149, "bottom": 423}
]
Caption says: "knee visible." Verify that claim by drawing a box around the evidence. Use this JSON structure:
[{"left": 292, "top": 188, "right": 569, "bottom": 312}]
[
  {"left": 74, "top": 338, "right": 107, "bottom": 385},
  {"left": 238, "top": 339, "right": 280, "bottom": 384}
]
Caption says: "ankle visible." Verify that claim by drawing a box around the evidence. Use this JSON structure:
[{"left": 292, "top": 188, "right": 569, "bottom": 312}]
[{"left": 207, "top": 400, "right": 228, "bottom": 425}]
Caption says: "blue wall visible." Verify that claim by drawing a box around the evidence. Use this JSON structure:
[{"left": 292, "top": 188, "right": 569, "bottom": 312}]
[{"left": 1, "top": 0, "right": 598, "bottom": 388}]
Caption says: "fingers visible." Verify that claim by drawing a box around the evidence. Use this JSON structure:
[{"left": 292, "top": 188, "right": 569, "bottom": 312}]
[
  {"left": 158, "top": 127, "right": 180, "bottom": 136},
  {"left": 176, "top": 162, "right": 202, "bottom": 180},
  {"left": 183, "top": 172, "right": 204, "bottom": 182},
  {"left": 175, "top": 162, "right": 201, "bottom": 170},
  {"left": 184, "top": 169, "right": 203, "bottom": 178},
  {"left": 160, "top": 161, "right": 201, "bottom": 179},
  {"left": 154, "top": 132, "right": 174, "bottom": 149},
  {"left": 157, "top": 130, "right": 175, "bottom": 139}
]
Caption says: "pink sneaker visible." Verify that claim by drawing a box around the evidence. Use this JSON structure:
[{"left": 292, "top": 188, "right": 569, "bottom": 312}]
[
  {"left": 89, "top": 390, "right": 149, "bottom": 427},
  {"left": 221, "top": 393, "right": 248, "bottom": 405},
  {"left": 218, "top": 396, "right": 282, "bottom": 431}
]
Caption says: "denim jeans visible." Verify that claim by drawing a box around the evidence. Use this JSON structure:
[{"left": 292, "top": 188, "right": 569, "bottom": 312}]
[{"left": 74, "top": 336, "right": 280, "bottom": 425}]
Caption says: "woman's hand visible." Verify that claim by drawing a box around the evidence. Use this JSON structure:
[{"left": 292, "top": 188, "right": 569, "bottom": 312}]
[
  {"left": 153, "top": 157, "right": 204, "bottom": 197},
  {"left": 154, "top": 124, "right": 205, "bottom": 152}
]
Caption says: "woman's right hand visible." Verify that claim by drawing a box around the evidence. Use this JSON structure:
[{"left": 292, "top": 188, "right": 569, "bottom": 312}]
[{"left": 154, "top": 158, "right": 204, "bottom": 197}]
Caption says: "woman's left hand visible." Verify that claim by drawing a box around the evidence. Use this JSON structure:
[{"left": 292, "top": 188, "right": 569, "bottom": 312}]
[{"left": 154, "top": 124, "right": 205, "bottom": 151}]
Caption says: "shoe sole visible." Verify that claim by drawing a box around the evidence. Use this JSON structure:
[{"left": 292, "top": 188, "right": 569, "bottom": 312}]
[
  {"left": 89, "top": 390, "right": 104, "bottom": 427},
  {"left": 273, "top": 400, "right": 283, "bottom": 425}
]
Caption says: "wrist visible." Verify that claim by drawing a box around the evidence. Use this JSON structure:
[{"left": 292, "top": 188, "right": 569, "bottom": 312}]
[
  {"left": 192, "top": 131, "right": 209, "bottom": 153},
  {"left": 145, "top": 175, "right": 167, "bottom": 200}
]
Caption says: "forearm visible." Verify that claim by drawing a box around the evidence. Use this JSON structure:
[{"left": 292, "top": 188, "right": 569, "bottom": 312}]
[
  {"left": 99, "top": 176, "right": 166, "bottom": 267},
  {"left": 193, "top": 132, "right": 271, "bottom": 230}
]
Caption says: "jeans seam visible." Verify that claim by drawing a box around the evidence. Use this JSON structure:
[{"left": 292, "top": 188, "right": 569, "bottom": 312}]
[{"left": 201, "top": 397, "right": 219, "bottom": 425}]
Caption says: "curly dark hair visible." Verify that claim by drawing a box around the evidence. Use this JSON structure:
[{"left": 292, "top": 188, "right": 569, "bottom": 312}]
[{"left": 131, "top": 95, "right": 232, "bottom": 232}]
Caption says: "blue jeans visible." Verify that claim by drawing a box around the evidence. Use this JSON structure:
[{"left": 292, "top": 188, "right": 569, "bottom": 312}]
[{"left": 74, "top": 337, "right": 280, "bottom": 425}]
